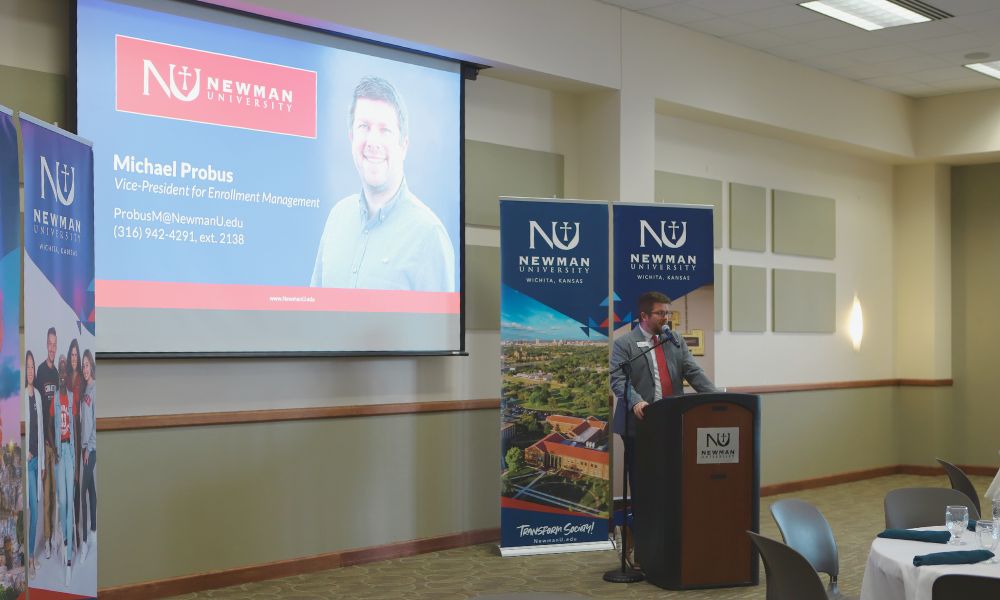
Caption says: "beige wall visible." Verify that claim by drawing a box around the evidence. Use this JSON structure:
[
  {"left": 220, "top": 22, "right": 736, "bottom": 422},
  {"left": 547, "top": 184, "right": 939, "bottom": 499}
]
[
  {"left": 98, "top": 409, "right": 499, "bottom": 587},
  {"left": 894, "top": 164, "right": 952, "bottom": 380},
  {"left": 896, "top": 386, "right": 958, "bottom": 467},
  {"left": 951, "top": 163, "right": 1000, "bottom": 466},
  {"left": 760, "top": 388, "right": 898, "bottom": 485}
]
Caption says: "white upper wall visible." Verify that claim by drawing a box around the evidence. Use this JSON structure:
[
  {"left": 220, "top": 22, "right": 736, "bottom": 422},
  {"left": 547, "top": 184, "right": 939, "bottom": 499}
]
[
  {"left": 916, "top": 88, "right": 1000, "bottom": 161},
  {"left": 215, "top": 0, "right": 919, "bottom": 160},
  {"left": 621, "top": 10, "right": 915, "bottom": 160},
  {"left": 656, "top": 114, "right": 895, "bottom": 386},
  {"left": 211, "top": 0, "right": 622, "bottom": 88}
]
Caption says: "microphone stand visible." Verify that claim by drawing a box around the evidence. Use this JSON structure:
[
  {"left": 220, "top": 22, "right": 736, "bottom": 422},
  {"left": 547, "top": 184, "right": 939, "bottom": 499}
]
[{"left": 604, "top": 330, "right": 671, "bottom": 584}]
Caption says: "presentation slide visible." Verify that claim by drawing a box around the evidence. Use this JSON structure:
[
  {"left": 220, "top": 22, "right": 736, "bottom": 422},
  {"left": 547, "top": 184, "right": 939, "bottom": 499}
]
[{"left": 76, "top": 0, "right": 463, "bottom": 354}]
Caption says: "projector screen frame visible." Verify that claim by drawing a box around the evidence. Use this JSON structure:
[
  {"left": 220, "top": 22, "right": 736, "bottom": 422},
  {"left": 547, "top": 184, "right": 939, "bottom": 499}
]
[{"left": 70, "top": 0, "right": 476, "bottom": 360}]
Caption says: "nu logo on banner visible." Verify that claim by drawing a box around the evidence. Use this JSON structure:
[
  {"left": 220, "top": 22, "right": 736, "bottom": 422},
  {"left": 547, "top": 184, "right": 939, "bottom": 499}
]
[
  {"left": 143, "top": 60, "right": 201, "bottom": 102},
  {"left": 529, "top": 220, "right": 580, "bottom": 250},
  {"left": 39, "top": 156, "right": 75, "bottom": 206},
  {"left": 639, "top": 219, "right": 687, "bottom": 249}
]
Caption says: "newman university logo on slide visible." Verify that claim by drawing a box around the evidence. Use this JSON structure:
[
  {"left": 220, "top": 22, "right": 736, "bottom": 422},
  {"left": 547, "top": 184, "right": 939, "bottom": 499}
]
[
  {"left": 143, "top": 60, "right": 202, "bottom": 102},
  {"left": 115, "top": 35, "right": 318, "bottom": 137},
  {"left": 39, "top": 155, "right": 76, "bottom": 206}
]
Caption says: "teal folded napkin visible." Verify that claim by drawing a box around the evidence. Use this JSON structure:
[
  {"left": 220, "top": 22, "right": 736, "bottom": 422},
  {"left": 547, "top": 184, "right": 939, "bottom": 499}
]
[
  {"left": 878, "top": 529, "right": 951, "bottom": 543},
  {"left": 913, "top": 549, "right": 994, "bottom": 566}
]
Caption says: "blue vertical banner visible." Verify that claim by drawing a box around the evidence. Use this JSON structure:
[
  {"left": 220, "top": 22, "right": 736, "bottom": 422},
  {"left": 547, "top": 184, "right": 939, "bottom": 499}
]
[
  {"left": 611, "top": 202, "right": 715, "bottom": 426},
  {"left": 0, "top": 106, "right": 25, "bottom": 597},
  {"left": 21, "top": 114, "right": 97, "bottom": 599},
  {"left": 499, "top": 197, "right": 614, "bottom": 556}
]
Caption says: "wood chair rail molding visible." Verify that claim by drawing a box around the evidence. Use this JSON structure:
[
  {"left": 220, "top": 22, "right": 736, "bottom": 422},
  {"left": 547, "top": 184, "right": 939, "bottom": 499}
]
[
  {"left": 97, "top": 398, "right": 500, "bottom": 431},
  {"left": 92, "top": 378, "right": 952, "bottom": 431}
]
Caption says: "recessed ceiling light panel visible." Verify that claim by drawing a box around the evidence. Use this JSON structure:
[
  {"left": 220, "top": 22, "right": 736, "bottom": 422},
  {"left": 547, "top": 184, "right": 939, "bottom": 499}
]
[
  {"left": 799, "top": 0, "right": 950, "bottom": 31},
  {"left": 966, "top": 61, "right": 1000, "bottom": 81}
]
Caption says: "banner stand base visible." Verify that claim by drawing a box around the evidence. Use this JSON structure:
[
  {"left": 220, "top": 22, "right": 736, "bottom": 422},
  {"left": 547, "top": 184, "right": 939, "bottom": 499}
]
[
  {"left": 603, "top": 567, "right": 645, "bottom": 583},
  {"left": 499, "top": 540, "right": 614, "bottom": 557}
]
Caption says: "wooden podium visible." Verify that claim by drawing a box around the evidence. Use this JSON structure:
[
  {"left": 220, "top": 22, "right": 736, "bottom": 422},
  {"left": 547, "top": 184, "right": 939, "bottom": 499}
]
[{"left": 633, "top": 392, "right": 760, "bottom": 590}]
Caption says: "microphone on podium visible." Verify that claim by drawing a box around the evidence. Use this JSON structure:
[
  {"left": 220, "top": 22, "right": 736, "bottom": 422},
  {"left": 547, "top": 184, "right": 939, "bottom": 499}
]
[{"left": 660, "top": 321, "right": 681, "bottom": 348}]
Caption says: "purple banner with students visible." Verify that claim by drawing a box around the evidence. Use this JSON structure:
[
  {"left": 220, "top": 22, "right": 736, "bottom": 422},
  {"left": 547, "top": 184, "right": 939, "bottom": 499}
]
[
  {"left": 0, "top": 106, "right": 25, "bottom": 597},
  {"left": 499, "top": 198, "right": 613, "bottom": 556},
  {"left": 611, "top": 202, "right": 715, "bottom": 431},
  {"left": 21, "top": 113, "right": 97, "bottom": 598}
]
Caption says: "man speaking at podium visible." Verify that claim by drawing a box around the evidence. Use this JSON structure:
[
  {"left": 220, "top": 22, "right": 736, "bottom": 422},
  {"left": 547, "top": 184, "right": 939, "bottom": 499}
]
[
  {"left": 611, "top": 291, "right": 717, "bottom": 424},
  {"left": 610, "top": 291, "right": 717, "bottom": 544}
]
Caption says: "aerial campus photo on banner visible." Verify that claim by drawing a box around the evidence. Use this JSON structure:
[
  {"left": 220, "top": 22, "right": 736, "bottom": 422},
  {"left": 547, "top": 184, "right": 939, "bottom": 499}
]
[{"left": 499, "top": 198, "right": 612, "bottom": 554}]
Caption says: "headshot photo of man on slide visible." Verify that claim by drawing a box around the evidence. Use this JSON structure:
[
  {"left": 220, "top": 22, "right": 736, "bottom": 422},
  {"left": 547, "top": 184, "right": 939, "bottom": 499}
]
[{"left": 311, "top": 76, "right": 456, "bottom": 292}]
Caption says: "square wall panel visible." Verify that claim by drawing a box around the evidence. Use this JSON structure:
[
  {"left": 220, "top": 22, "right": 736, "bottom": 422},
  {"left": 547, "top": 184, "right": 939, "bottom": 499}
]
[
  {"left": 729, "top": 183, "right": 765, "bottom": 252},
  {"left": 465, "top": 140, "right": 564, "bottom": 227},
  {"left": 714, "top": 263, "right": 723, "bottom": 332},
  {"left": 654, "top": 170, "right": 722, "bottom": 248},
  {"left": 773, "top": 189, "right": 835, "bottom": 259},
  {"left": 466, "top": 244, "right": 500, "bottom": 330},
  {"left": 730, "top": 265, "right": 766, "bottom": 332},
  {"left": 773, "top": 269, "right": 836, "bottom": 333}
]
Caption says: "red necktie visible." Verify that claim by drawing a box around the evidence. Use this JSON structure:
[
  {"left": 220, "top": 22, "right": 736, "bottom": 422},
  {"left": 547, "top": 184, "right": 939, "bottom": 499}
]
[{"left": 653, "top": 337, "right": 674, "bottom": 399}]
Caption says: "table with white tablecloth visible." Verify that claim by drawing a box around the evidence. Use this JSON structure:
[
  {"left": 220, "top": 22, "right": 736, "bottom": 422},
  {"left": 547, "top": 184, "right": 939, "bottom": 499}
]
[{"left": 860, "top": 527, "right": 1000, "bottom": 600}]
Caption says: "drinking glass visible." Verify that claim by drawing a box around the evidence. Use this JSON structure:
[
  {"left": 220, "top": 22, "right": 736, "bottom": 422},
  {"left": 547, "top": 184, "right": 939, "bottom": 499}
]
[
  {"left": 992, "top": 499, "right": 1000, "bottom": 522},
  {"left": 946, "top": 505, "right": 969, "bottom": 545},
  {"left": 976, "top": 519, "right": 1000, "bottom": 563}
]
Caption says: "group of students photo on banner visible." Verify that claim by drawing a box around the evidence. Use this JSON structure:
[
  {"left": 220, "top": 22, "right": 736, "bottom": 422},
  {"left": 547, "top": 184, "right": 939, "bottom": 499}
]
[{"left": 24, "top": 326, "right": 97, "bottom": 585}]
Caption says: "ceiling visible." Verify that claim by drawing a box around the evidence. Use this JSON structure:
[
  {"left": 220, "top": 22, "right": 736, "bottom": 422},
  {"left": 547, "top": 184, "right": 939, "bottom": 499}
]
[{"left": 600, "top": 0, "right": 1000, "bottom": 98}]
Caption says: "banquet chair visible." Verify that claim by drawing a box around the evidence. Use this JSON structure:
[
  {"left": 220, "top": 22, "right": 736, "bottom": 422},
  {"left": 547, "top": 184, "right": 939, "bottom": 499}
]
[
  {"left": 747, "top": 531, "right": 828, "bottom": 600},
  {"left": 770, "top": 499, "right": 857, "bottom": 599},
  {"left": 936, "top": 458, "right": 982, "bottom": 516},
  {"left": 884, "top": 487, "right": 980, "bottom": 529},
  {"left": 931, "top": 574, "right": 1000, "bottom": 599}
]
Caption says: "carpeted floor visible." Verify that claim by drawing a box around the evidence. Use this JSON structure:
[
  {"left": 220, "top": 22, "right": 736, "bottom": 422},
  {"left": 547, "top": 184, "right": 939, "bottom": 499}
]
[{"left": 165, "top": 473, "right": 995, "bottom": 599}]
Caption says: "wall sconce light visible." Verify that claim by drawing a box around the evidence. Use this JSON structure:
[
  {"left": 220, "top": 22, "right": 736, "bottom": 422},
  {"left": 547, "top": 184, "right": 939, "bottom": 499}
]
[{"left": 849, "top": 294, "right": 864, "bottom": 351}]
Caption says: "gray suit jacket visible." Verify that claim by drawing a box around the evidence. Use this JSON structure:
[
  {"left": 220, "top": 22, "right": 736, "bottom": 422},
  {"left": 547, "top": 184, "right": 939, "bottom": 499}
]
[{"left": 610, "top": 325, "right": 716, "bottom": 435}]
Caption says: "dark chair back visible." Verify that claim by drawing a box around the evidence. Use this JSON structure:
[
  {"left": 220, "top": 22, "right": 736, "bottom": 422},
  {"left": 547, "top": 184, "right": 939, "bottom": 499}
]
[
  {"left": 770, "top": 499, "right": 839, "bottom": 592},
  {"left": 936, "top": 458, "right": 982, "bottom": 516},
  {"left": 747, "top": 531, "right": 828, "bottom": 600},
  {"left": 884, "top": 487, "right": 981, "bottom": 529},
  {"left": 932, "top": 574, "right": 1000, "bottom": 599}
]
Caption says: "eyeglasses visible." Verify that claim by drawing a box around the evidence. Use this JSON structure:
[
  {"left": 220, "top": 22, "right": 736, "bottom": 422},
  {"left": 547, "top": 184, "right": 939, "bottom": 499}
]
[{"left": 649, "top": 310, "right": 669, "bottom": 317}]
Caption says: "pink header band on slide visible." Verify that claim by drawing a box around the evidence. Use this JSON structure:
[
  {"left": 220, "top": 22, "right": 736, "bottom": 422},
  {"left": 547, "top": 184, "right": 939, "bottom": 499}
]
[
  {"left": 116, "top": 35, "right": 317, "bottom": 138},
  {"left": 97, "top": 280, "right": 460, "bottom": 314}
]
